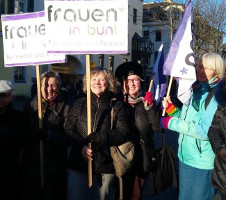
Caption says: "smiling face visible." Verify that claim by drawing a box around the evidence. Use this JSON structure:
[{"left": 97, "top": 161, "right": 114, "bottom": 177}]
[
  {"left": 196, "top": 59, "right": 216, "bottom": 82},
  {"left": 123, "top": 74, "right": 141, "bottom": 98},
  {"left": 90, "top": 72, "right": 108, "bottom": 97},
  {"left": 41, "top": 77, "right": 59, "bottom": 101}
]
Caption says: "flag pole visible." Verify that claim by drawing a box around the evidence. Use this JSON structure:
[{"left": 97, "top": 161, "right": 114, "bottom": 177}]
[
  {"left": 36, "top": 65, "right": 45, "bottom": 188},
  {"left": 148, "top": 78, "right": 154, "bottom": 92},
  {"left": 86, "top": 55, "right": 92, "bottom": 188},
  {"left": 144, "top": 77, "right": 154, "bottom": 107},
  {"left": 162, "top": 76, "right": 173, "bottom": 116}
]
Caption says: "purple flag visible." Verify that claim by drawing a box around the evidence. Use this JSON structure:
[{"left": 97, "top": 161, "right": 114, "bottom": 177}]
[
  {"left": 151, "top": 43, "right": 166, "bottom": 104},
  {"left": 163, "top": 0, "right": 196, "bottom": 105}
]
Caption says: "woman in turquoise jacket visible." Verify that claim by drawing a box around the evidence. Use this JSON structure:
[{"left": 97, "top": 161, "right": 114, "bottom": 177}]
[{"left": 161, "top": 52, "right": 225, "bottom": 200}]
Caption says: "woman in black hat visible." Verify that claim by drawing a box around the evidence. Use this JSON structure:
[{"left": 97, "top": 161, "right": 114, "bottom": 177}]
[{"left": 115, "top": 61, "right": 161, "bottom": 200}]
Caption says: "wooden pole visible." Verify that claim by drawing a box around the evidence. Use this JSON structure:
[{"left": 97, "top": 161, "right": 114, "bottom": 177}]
[
  {"left": 86, "top": 55, "right": 92, "bottom": 188},
  {"left": 144, "top": 77, "right": 154, "bottom": 107},
  {"left": 36, "top": 65, "right": 45, "bottom": 188},
  {"left": 162, "top": 76, "right": 173, "bottom": 116}
]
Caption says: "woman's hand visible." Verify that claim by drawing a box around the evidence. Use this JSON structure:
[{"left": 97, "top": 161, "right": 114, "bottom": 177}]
[
  {"left": 143, "top": 92, "right": 153, "bottom": 106},
  {"left": 162, "top": 95, "right": 172, "bottom": 109},
  {"left": 81, "top": 145, "right": 93, "bottom": 161}
]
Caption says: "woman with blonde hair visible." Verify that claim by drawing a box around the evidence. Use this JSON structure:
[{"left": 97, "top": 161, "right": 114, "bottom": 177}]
[
  {"left": 161, "top": 52, "right": 225, "bottom": 200},
  {"left": 65, "top": 67, "right": 129, "bottom": 200}
]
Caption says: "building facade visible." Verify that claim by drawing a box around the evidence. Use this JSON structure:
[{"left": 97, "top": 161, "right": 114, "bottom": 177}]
[
  {"left": 142, "top": 0, "right": 184, "bottom": 72},
  {"left": 0, "top": 0, "right": 144, "bottom": 97}
]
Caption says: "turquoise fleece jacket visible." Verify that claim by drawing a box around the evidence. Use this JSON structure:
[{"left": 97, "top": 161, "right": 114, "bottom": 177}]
[{"left": 168, "top": 80, "right": 218, "bottom": 169}]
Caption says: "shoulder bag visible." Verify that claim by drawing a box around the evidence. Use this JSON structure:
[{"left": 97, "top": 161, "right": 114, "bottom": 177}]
[
  {"left": 109, "top": 100, "right": 135, "bottom": 199},
  {"left": 150, "top": 129, "right": 178, "bottom": 194}
]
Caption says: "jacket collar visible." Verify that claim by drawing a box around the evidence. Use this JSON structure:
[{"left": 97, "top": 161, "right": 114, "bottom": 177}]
[{"left": 214, "top": 80, "right": 226, "bottom": 106}]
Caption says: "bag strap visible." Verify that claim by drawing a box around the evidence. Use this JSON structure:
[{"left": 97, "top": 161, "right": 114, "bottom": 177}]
[
  {"left": 205, "top": 88, "right": 214, "bottom": 110},
  {"left": 110, "top": 98, "right": 116, "bottom": 130},
  {"left": 111, "top": 106, "right": 114, "bottom": 130},
  {"left": 110, "top": 99, "right": 123, "bottom": 199}
]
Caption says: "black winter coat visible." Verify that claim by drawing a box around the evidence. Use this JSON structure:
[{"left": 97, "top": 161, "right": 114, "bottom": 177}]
[
  {"left": 124, "top": 95, "right": 161, "bottom": 176},
  {"left": 0, "top": 104, "right": 28, "bottom": 200},
  {"left": 65, "top": 90, "right": 130, "bottom": 174},
  {"left": 22, "top": 94, "right": 70, "bottom": 200},
  {"left": 208, "top": 79, "right": 226, "bottom": 193}
]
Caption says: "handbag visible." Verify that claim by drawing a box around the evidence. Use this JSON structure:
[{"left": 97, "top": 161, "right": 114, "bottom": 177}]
[
  {"left": 150, "top": 130, "right": 178, "bottom": 194},
  {"left": 140, "top": 138, "right": 158, "bottom": 173},
  {"left": 109, "top": 100, "right": 135, "bottom": 200},
  {"left": 109, "top": 98, "right": 135, "bottom": 178}
]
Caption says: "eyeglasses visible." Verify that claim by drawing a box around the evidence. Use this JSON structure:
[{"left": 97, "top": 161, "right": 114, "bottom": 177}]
[{"left": 126, "top": 78, "right": 140, "bottom": 84}]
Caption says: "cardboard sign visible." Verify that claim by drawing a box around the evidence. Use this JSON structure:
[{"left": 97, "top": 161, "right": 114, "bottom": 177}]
[
  {"left": 1, "top": 11, "right": 66, "bottom": 67},
  {"left": 44, "top": 0, "right": 128, "bottom": 54}
]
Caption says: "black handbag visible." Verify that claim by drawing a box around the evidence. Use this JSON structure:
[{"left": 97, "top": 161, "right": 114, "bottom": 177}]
[
  {"left": 150, "top": 130, "right": 178, "bottom": 194},
  {"left": 140, "top": 138, "right": 158, "bottom": 173}
]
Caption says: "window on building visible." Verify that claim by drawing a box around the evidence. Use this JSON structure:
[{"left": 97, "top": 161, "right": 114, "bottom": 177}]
[
  {"left": 143, "top": 30, "right": 149, "bottom": 38},
  {"left": 155, "top": 30, "right": 162, "bottom": 41},
  {"left": 109, "top": 56, "right": 114, "bottom": 72},
  {"left": 15, "top": 0, "right": 24, "bottom": 13},
  {"left": 14, "top": 67, "right": 26, "bottom": 83},
  {"left": 133, "top": 8, "right": 137, "bottom": 24},
  {"left": 98, "top": 54, "right": 104, "bottom": 68}
]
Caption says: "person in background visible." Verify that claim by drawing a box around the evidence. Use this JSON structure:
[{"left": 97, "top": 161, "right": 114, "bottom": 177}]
[
  {"left": 208, "top": 69, "right": 226, "bottom": 200},
  {"left": 64, "top": 67, "right": 129, "bottom": 200},
  {"left": 161, "top": 52, "right": 225, "bottom": 200},
  {"left": 23, "top": 72, "right": 70, "bottom": 200},
  {"left": 115, "top": 61, "right": 161, "bottom": 200},
  {"left": 31, "top": 77, "right": 37, "bottom": 98},
  {"left": 0, "top": 80, "right": 28, "bottom": 200}
]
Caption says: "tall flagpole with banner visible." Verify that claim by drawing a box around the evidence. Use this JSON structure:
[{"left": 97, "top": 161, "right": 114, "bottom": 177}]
[{"left": 162, "top": 0, "right": 196, "bottom": 115}]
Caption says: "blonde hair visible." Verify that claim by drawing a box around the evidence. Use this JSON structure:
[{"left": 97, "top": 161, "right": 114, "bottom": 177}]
[
  {"left": 83, "top": 68, "right": 117, "bottom": 93},
  {"left": 201, "top": 52, "right": 225, "bottom": 79}
]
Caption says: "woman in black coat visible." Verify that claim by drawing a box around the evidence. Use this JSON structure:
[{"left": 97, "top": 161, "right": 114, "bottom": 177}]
[
  {"left": 115, "top": 61, "right": 161, "bottom": 200},
  {"left": 23, "top": 72, "right": 70, "bottom": 200},
  {"left": 208, "top": 76, "right": 226, "bottom": 200},
  {"left": 65, "top": 68, "right": 129, "bottom": 200}
]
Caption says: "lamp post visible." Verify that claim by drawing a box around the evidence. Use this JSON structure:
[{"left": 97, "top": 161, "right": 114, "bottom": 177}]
[{"left": 138, "top": 36, "right": 154, "bottom": 91}]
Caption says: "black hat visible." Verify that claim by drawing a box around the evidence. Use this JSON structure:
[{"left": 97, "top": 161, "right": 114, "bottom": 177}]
[{"left": 115, "top": 61, "right": 143, "bottom": 84}]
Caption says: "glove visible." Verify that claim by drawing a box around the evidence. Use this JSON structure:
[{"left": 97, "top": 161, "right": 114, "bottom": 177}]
[
  {"left": 143, "top": 92, "right": 153, "bottom": 106},
  {"left": 166, "top": 102, "right": 177, "bottom": 115},
  {"left": 86, "top": 132, "right": 101, "bottom": 143},
  {"left": 217, "top": 147, "right": 226, "bottom": 164},
  {"left": 160, "top": 117, "right": 172, "bottom": 129},
  {"left": 35, "top": 129, "right": 49, "bottom": 141}
]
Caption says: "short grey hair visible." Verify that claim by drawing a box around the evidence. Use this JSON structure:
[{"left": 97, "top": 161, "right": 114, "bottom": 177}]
[
  {"left": 40, "top": 71, "right": 61, "bottom": 88},
  {"left": 201, "top": 52, "right": 225, "bottom": 79}
]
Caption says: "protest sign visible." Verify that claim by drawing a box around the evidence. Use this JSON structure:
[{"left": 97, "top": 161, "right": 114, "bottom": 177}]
[
  {"left": 44, "top": 0, "right": 128, "bottom": 54},
  {"left": 1, "top": 11, "right": 66, "bottom": 67}
]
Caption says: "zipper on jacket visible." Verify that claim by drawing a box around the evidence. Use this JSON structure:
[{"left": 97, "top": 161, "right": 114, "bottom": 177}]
[
  {"left": 196, "top": 139, "right": 202, "bottom": 157},
  {"left": 181, "top": 135, "right": 184, "bottom": 162},
  {"left": 92, "top": 98, "right": 100, "bottom": 132}
]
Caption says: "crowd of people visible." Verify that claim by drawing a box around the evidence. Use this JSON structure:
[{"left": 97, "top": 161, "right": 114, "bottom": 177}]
[{"left": 0, "top": 52, "right": 225, "bottom": 200}]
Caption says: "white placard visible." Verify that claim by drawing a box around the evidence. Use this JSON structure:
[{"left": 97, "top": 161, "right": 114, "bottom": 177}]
[
  {"left": 44, "top": 0, "right": 128, "bottom": 54},
  {"left": 1, "top": 11, "right": 66, "bottom": 67}
]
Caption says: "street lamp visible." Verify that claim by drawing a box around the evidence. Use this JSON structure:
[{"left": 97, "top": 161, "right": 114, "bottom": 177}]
[{"left": 138, "top": 36, "right": 154, "bottom": 90}]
